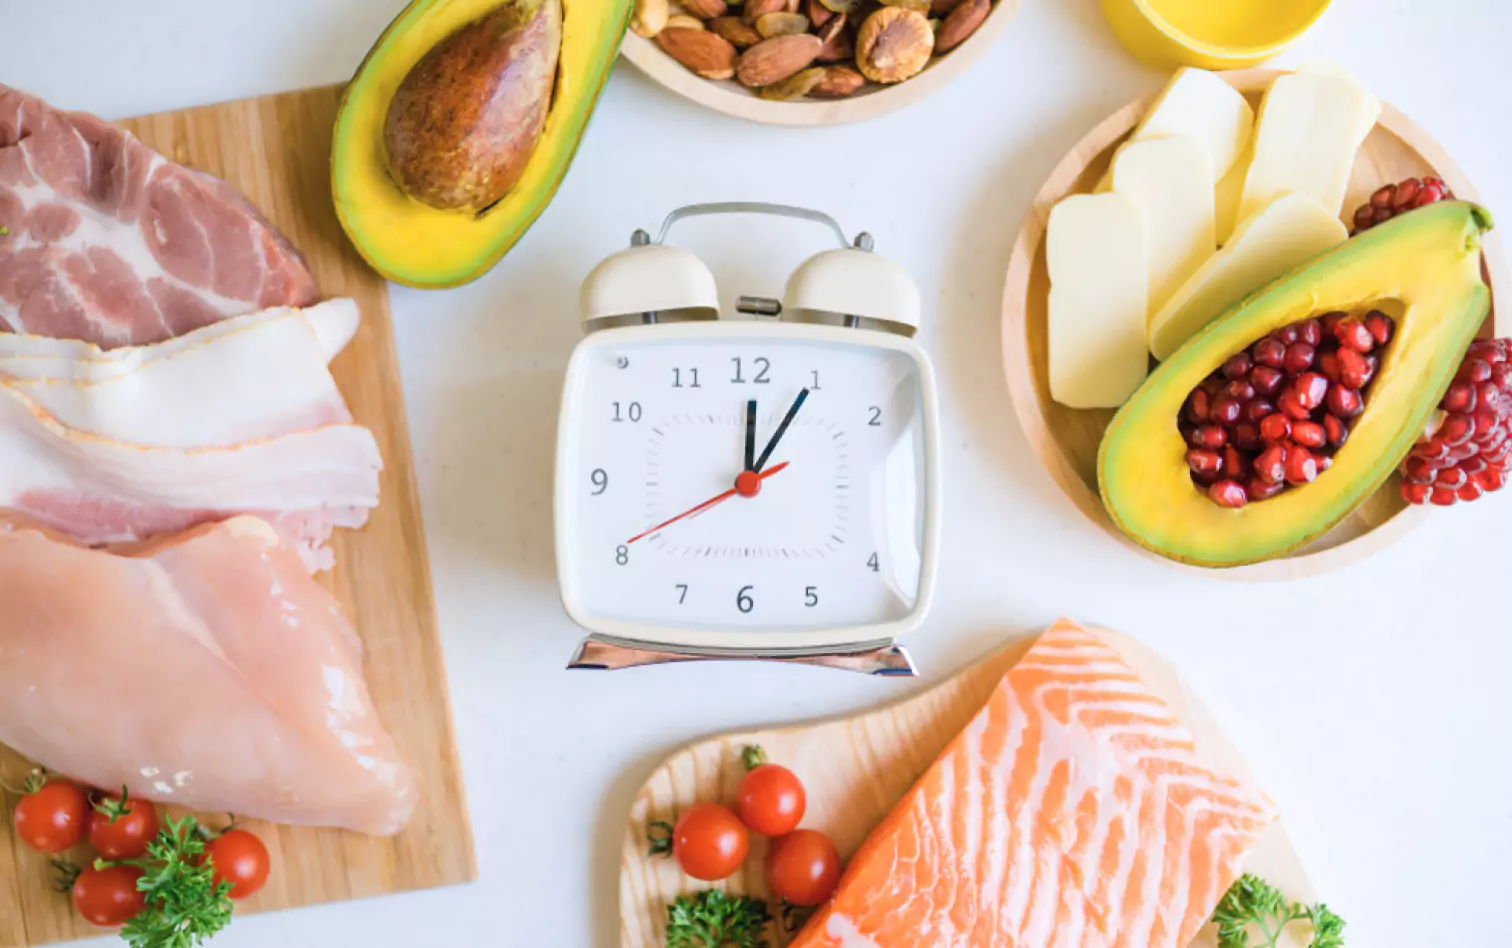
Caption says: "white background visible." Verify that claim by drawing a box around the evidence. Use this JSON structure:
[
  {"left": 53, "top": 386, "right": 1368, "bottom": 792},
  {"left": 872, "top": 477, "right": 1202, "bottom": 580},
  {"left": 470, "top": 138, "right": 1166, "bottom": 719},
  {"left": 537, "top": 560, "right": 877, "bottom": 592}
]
[{"left": 6, "top": 1, "right": 1512, "bottom": 945}]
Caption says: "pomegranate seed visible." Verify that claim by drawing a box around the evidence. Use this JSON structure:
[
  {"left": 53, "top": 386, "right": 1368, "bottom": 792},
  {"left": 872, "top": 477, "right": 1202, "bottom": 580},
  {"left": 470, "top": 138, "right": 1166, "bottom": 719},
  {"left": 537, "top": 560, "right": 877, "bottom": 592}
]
[
  {"left": 1352, "top": 206, "right": 1374, "bottom": 230},
  {"left": 1482, "top": 427, "right": 1509, "bottom": 452},
  {"left": 1222, "top": 353, "right": 1253, "bottom": 380},
  {"left": 1392, "top": 178, "right": 1421, "bottom": 208},
  {"left": 1274, "top": 325, "right": 1301, "bottom": 346},
  {"left": 1435, "top": 467, "right": 1468, "bottom": 490},
  {"left": 1284, "top": 343, "right": 1316, "bottom": 375},
  {"left": 1187, "top": 449, "right": 1225, "bottom": 476},
  {"left": 1211, "top": 397, "right": 1243, "bottom": 426},
  {"left": 1369, "top": 186, "right": 1394, "bottom": 208},
  {"left": 1293, "top": 421, "right": 1326, "bottom": 448},
  {"left": 1326, "top": 385, "right": 1364, "bottom": 418},
  {"left": 1340, "top": 348, "right": 1378, "bottom": 389},
  {"left": 1404, "top": 455, "right": 1439, "bottom": 484},
  {"left": 1299, "top": 318, "right": 1323, "bottom": 347},
  {"left": 1244, "top": 398, "right": 1275, "bottom": 423},
  {"left": 1285, "top": 445, "right": 1319, "bottom": 485},
  {"left": 1413, "top": 436, "right": 1451, "bottom": 462},
  {"left": 1476, "top": 382, "right": 1502, "bottom": 413},
  {"left": 1208, "top": 480, "right": 1249, "bottom": 508},
  {"left": 1472, "top": 406, "right": 1499, "bottom": 434},
  {"left": 1441, "top": 382, "right": 1476, "bottom": 414},
  {"left": 1457, "top": 481, "right": 1485, "bottom": 502},
  {"left": 1184, "top": 389, "right": 1212, "bottom": 424},
  {"left": 1233, "top": 423, "right": 1263, "bottom": 452},
  {"left": 1402, "top": 481, "right": 1431, "bottom": 505},
  {"left": 1249, "top": 478, "right": 1287, "bottom": 500},
  {"left": 1457, "top": 359, "right": 1493, "bottom": 385},
  {"left": 1278, "top": 390, "right": 1311, "bottom": 420},
  {"left": 1324, "top": 413, "right": 1349, "bottom": 448},
  {"left": 1492, "top": 364, "right": 1512, "bottom": 390},
  {"left": 1475, "top": 467, "right": 1508, "bottom": 491},
  {"left": 1224, "top": 380, "right": 1256, "bottom": 402},
  {"left": 1255, "top": 444, "right": 1288, "bottom": 484},
  {"left": 1191, "top": 425, "right": 1229, "bottom": 449},
  {"left": 1372, "top": 206, "right": 1393, "bottom": 226},
  {"left": 1486, "top": 439, "right": 1512, "bottom": 463},
  {"left": 1320, "top": 311, "right": 1347, "bottom": 335},
  {"left": 1448, "top": 441, "right": 1480, "bottom": 461},
  {"left": 1253, "top": 338, "right": 1287, "bottom": 369},
  {"left": 1430, "top": 487, "right": 1459, "bottom": 506},
  {"left": 1365, "top": 311, "right": 1394, "bottom": 345},
  {"left": 1251, "top": 365, "right": 1285, "bottom": 396},
  {"left": 1293, "top": 373, "right": 1329, "bottom": 410},
  {"left": 1317, "top": 350, "right": 1342, "bottom": 383},
  {"left": 1335, "top": 318, "right": 1375, "bottom": 353},
  {"left": 1440, "top": 413, "right": 1475, "bottom": 446},
  {"left": 1461, "top": 456, "right": 1489, "bottom": 476},
  {"left": 1260, "top": 413, "right": 1293, "bottom": 443},
  {"left": 1225, "top": 446, "right": 1252, "bottom": 481}
]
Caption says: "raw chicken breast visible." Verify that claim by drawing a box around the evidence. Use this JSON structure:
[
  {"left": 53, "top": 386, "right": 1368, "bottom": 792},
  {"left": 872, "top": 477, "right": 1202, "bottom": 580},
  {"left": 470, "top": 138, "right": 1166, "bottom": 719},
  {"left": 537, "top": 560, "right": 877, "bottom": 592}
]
[
  {"left": 792, "top": 619, "right": 1277, "bottom": 948},
  {"left": 0, "top": 515, "right": 416, "bottom": 835}
]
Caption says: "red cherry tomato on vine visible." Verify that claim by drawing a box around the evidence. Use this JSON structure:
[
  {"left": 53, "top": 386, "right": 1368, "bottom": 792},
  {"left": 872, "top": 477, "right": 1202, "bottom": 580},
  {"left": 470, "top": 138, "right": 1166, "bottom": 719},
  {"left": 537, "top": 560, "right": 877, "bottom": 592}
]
[
  {"left": 670, "top": 804, "right": 748, "bottom": 882},
  {"left": 206, "top": 828, "right": 271, "bottom": 900},
  {"left": 86, "top": 791, "right": 160, "bottom": 860},
  {"left": 73, "top": 865, "right": 146, "bottom": 927},
  {"left": 12, "top": 777, "right": 88, "bottom": 854},
  {"left": 736, "top": 763, "right": 806, "bottom": 837},
  {"left": 765, "top": 829, "right": 841, "bottom": 907}
]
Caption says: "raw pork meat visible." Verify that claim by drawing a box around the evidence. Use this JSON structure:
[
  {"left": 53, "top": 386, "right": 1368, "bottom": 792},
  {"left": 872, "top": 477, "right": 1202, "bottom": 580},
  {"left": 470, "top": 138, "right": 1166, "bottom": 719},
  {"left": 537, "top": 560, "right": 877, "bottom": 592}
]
[
  {"left": 0, "top": 83, "right": 318, "bottom": 348},
  {"left": 0, "top": 515, "right": 416, "bottom": 835}
]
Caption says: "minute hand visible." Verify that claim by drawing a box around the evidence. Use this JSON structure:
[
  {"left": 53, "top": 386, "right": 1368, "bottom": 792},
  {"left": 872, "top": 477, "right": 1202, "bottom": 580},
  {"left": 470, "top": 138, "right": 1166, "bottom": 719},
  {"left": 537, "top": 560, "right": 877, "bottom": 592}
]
[{"left": 753, "top": 388, "right": 810, "bottom": 473}]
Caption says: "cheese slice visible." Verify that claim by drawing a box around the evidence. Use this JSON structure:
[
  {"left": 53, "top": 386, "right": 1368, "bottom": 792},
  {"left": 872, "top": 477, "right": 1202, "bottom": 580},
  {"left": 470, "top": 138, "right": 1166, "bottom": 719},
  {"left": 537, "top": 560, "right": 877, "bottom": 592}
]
[
  {"left": 1238, "top": 69, "right": 1381, "bottom": 224},
  {"left": 1047, "top": 193, "right": 1149, "bottom": 409},
  {"left": 1111, "top": 136, "right": 1216, "bottom": 317},
  {"left": 1215, "top": 138, "right": 1254, "bottom": 245},
  {"left": 1094, "top": 69, "right": 1254, "bottom": 192},
  {"left": 1150, "top": 191, "right": 1347, "bottom": 360}
]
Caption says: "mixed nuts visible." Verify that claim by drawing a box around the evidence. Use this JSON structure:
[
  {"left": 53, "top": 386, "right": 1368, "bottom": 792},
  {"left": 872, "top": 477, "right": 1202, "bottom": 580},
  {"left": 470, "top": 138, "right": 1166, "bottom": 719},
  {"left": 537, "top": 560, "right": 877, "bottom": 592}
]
[{"left": 639, "top": 0, "right": 996, "bottom": 100}]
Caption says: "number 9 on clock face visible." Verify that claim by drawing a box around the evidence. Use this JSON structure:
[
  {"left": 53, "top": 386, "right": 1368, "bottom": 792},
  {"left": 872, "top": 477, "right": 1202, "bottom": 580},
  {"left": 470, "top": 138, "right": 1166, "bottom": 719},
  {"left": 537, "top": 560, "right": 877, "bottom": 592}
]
[{"left": 555, "top": 323, "right": 941, "bottom": 653}]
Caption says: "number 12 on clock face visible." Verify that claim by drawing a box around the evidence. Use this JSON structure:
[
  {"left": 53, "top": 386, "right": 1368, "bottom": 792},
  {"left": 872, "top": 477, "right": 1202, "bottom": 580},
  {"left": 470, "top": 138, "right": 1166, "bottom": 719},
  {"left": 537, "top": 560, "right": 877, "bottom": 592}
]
[{"left": 555, "top": 324, "right": 942, "bottom": 654}]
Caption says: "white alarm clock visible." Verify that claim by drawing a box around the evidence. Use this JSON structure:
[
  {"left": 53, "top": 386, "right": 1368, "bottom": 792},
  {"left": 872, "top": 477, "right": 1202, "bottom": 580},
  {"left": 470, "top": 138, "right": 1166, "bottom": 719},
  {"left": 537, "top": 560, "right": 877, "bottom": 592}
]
[{"left": 555, "top": 204, "right": 941, "bottom": 674}]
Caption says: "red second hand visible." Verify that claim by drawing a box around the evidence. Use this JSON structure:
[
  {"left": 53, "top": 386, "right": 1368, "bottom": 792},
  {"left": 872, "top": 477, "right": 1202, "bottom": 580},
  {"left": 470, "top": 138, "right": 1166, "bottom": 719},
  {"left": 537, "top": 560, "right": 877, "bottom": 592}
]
[{"left": 626, "top": 462, "right": 790, "bottom": 545}]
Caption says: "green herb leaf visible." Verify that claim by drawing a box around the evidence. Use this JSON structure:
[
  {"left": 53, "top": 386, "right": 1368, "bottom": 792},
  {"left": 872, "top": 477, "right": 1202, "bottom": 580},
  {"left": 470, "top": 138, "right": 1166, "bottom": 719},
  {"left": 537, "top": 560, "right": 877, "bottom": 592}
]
[
  {"left": 741, "top": 746, "right": 766, "bottom": 772},
  {"left": 1213, "top": 873, "right": 1345, "bottom": 948},
  {"left": 665, "top": 890, "right": 771, "bottom": 948},
  {"left": 114, "top": 815, "right": 235, "bottom": 948}
]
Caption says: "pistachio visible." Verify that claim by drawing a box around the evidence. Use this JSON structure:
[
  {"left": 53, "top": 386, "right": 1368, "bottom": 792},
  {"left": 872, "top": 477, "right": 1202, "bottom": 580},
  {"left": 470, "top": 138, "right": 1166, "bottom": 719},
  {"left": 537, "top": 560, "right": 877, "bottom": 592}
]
[
  {"left": 665, "top": 13, "right": 707, "bottom": 28},
  {"left": 632, "top": 0, "right": 671, "bottom": 36},
  {"left": 809, "top": 64, "right": 866, "bottom": 98},
  {"left": 758, "top": 66, "right": 827, "bottom": 99},
  {"left": 708, "top": 15, "right": 763, "bottom": 46},
  {"left": 756, "top": 11, "right": 811, "bottom": 36},
  {"left": 855, "top": 6, "right": 933, "bottom": 83},
  {"left": 933, "top": 0, "right": 987, "bottom": 52}
]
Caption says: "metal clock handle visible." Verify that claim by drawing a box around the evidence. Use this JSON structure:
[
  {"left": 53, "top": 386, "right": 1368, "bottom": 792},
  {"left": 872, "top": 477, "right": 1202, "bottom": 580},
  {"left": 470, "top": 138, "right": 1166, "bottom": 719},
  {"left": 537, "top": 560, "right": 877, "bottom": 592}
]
[{"left": 631, "top": 202, "right": 875, "bottom": 252}]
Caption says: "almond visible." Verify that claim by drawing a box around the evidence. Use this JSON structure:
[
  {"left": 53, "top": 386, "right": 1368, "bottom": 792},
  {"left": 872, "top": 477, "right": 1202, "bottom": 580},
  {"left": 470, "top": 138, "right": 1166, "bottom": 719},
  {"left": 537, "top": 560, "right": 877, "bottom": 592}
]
[
  {"left": 681, "top": 0, "right": 728, "bottom": 19},
  {"left": 756, "top": 11, "right": 811, "bottom": 37},
  {"left": 815, "top": 12, "right": 853, "bottom": 61},
  {"left": 708, "top": 15, "right": 763, "bottom": 46},
  {"left": 736, "top": 33, "right": 823, "bottom": 87},
  {"left": 934, "top": 0, "right": 988, "bottom": 53},
  {"left": 929, "top": 0, "right": 963, "bottom": 15},
  {"left": 657, "top": 27, "right": 739, "bottom": 79},
  {"left": 743, "top": 0, "right": 788, "bottom": 23},
  {"left": 805, "top": 0, "right": 834, "bottom": 28},
  {"left": 809, "top": 64, "right": 866, "bottom": 98}
]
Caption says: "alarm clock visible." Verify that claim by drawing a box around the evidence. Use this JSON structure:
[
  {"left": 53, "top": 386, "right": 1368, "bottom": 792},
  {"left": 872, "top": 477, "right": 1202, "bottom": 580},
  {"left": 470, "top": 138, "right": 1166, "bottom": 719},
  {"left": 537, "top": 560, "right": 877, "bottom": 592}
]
[{"left": 555, "top": 203, "right": 942, "bottom": 675}]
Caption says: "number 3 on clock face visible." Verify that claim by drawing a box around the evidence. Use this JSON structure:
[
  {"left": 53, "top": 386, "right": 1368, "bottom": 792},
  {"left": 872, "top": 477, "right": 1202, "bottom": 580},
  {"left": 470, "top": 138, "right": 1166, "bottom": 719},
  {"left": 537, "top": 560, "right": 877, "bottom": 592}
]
[{"left": 555, "top": 322, "right": 942, "bottom": 653}]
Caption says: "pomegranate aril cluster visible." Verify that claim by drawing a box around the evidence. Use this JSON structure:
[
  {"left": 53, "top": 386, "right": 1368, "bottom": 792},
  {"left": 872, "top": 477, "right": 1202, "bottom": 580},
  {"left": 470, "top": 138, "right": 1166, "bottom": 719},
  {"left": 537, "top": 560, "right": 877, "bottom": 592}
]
[
  {"left": 1401, "top": 337, "right": 1512, "bottom": 506},
  {"left": 1351, "top": 176, "right": 1453, "bottom": 234},
  {"left": 1181, "top": 310, "right": 1394, "bottom": 509}
]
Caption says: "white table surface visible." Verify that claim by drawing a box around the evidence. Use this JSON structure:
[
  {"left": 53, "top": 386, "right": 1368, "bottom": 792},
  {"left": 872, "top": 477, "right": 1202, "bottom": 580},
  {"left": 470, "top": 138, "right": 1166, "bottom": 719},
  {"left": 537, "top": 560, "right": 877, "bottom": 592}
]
[{"left": 8, "top": 1, "right": 1512, "bottom": 945}]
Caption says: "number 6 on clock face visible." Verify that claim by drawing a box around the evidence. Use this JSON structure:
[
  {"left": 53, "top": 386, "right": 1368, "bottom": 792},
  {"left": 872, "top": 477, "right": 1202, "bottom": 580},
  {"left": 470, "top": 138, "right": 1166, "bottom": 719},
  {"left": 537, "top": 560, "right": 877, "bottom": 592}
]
[{"left": 555, "top": 321, "right": 942, "bottom": 654}]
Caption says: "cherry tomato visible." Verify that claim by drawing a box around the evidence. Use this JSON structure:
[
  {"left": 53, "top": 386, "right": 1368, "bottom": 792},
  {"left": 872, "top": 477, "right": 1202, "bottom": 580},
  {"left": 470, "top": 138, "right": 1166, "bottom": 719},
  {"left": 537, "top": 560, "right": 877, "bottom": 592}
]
[
  {"left": 73, "top": 865, "right": 146, "bottom": 927},
  {"left": 12, "top": 778, "right": 88, "bottom": 854},
  {"left": 86, "top": 792, "right": 160, "bottom": 860},
  {"left": 736, "top": 763, "right": 806, "bottom": 837},
  {"left": 765, "top": 829, "right": 841, "bottom": 907},
  {"left": 206, "top": 829, "right": 271, "bottom": 900},
  {"left": 671, "top": 804, "right": 748, "bottom": 882}
]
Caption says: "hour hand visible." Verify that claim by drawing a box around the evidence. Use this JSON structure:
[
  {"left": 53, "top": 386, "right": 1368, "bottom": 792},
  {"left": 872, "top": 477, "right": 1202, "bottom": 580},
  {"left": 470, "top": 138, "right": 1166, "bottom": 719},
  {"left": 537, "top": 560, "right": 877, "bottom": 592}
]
[{"left": 744, "top": 399, "right": 757, "bottom": 472}]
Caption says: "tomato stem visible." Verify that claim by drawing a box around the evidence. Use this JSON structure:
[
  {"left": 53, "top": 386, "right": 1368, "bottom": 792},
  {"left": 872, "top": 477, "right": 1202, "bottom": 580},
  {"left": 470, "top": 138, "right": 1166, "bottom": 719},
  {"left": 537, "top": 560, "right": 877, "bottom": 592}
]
[
  {"left": 741, "top": 745, "right": 767, "bottom": 772},
  {"left": 646, "top": 820, "right": 675, "bottom": 858},
  {"left": 91, "top": 785, "right": 133, "bottom": 824},
  {"left": 781, "top": 900, "right": 814, "bottom": 933},
  {"left": 50, "top": 859, "right": 81, "bottom": 894}
]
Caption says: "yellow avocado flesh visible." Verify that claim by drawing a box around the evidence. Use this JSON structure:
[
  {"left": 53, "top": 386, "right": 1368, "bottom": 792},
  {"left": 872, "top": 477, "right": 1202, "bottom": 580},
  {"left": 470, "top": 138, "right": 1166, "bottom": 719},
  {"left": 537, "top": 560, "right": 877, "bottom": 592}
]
[
  {"left": 1099, "top": 202, "right": 1493, "bottom": 568},
  {"left": 332, "top": 0, "right": 631, "bottom": 288}
]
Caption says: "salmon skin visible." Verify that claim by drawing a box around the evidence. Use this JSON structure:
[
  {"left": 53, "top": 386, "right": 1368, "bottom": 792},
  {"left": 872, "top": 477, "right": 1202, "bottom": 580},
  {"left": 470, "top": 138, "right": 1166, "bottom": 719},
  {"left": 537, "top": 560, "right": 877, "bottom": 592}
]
[{"left": 792, "top": 619, "right": 1277, "bottom": 948}]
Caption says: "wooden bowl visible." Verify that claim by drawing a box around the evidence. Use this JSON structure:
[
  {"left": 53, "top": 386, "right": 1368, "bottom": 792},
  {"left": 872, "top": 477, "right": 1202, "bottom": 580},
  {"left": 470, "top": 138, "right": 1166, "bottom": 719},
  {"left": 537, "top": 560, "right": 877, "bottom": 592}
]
[
  {"left": 620, "top": 0, "right": 1022, "bottom": 127},
  {"left": 1001, "top": 68, "right": 1509, "bottom": 581}
]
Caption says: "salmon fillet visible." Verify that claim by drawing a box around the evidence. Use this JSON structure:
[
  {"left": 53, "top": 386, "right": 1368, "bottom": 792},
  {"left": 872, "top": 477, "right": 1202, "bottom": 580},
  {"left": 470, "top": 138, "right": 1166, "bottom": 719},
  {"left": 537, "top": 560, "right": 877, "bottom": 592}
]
[{"left": 791, "top": 619, "right": 1277, "bottom": 948}]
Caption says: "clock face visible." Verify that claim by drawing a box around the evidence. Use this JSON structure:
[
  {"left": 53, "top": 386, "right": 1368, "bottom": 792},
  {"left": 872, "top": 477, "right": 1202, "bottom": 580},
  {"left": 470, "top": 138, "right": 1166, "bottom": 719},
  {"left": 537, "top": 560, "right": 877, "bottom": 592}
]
[{"left": 557, "top": 326, "right": 934, "bottom": 649}]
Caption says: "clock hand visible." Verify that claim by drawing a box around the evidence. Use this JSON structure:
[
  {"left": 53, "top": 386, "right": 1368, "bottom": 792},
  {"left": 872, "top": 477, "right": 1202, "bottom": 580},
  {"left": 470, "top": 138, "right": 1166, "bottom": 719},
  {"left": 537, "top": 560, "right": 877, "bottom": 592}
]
[
  {"left": 744, "top": 399, "right": 757, "bottom": 472},
  {"left": 752, "top": 388, "right": 810, "bottom": 473},
  {"left": 626, "top": 461, "right": 790, "bottom": 545}
]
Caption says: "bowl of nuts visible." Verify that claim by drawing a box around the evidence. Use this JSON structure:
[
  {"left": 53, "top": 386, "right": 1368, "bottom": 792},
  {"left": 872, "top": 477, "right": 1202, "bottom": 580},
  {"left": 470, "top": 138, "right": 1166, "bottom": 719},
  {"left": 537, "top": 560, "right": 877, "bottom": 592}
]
[{"left": 621, "top": 0, "right": 1023, "bottom": 125}]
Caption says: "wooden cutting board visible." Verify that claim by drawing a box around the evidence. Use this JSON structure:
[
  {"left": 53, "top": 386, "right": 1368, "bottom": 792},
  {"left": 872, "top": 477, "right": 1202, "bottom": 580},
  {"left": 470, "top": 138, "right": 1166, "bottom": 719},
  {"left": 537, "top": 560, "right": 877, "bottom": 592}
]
[
  {"left": 0, "top": 86, "right": 475, "bottom": 947},
  {"left": 621, "top": 622, "right": 1313, "bottom": 947}
]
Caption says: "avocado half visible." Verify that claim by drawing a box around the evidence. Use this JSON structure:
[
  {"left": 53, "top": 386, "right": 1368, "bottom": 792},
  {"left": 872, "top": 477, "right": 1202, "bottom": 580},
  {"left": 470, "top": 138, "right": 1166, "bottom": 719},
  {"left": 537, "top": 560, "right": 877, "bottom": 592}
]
[
  {"left": 332, "top": 0, "right": 631, "bottom": 288},
  {"left": 1100, "top": 201, "right": 1494, "bottom": 568}
]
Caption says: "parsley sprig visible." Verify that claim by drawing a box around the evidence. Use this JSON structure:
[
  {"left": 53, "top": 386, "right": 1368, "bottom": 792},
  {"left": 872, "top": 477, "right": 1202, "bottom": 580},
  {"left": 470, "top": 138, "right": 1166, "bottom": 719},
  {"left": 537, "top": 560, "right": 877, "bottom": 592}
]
[
  {"left": 666, "top": 890, "right": 772, "bottom": 948},
  {"left": 100, "top": 815, "right": 234, "bottom": 948},
  {"left": 1213, "top": 874, "right": 1345, "bottom": 948}
]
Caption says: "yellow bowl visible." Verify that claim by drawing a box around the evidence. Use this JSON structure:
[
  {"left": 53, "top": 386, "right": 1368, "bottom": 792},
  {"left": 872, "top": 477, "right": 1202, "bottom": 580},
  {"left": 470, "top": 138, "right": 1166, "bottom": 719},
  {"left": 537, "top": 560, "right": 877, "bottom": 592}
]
[{"left": 1100, "top": 0, "right": 1332, "bottom": 70}]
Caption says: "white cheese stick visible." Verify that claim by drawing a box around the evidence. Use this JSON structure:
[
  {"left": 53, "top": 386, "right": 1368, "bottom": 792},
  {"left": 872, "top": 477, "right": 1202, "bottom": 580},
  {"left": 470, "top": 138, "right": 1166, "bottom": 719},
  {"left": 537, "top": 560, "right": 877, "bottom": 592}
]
[
  {"left": 1112, "top": 136, "right": 1216, "bottom": 317},
  {"left": 1047, "top": 193, "right": 1150, "bottom": 409},
  {"left": 1150, "top": 192, "right": 1348, "bottom": 360}
]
